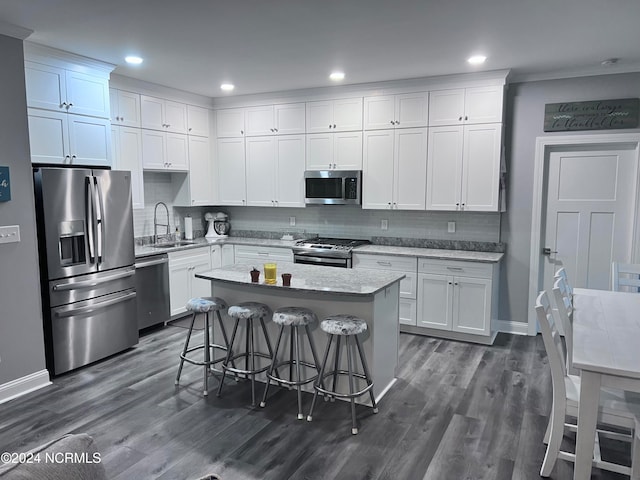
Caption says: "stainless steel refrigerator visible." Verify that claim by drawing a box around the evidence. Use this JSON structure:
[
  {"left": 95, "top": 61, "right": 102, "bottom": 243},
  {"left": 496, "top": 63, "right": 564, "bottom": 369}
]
[{"left": 33, "top": 166, "right": 138, "bottom": 375}]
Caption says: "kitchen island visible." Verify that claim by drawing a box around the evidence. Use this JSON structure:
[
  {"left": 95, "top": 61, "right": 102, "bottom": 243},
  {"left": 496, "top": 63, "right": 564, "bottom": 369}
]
[{"left": 196, "top": 263, "right": 404, "bottom": 404}]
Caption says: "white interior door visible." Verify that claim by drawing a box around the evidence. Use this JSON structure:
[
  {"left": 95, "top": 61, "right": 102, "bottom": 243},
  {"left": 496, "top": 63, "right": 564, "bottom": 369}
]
[{"left": 542, "top": 147, "right": 637, "bottom": 293}]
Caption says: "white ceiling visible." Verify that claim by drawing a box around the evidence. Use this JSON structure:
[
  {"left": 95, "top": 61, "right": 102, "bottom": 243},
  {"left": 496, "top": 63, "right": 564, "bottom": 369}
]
[{"left": 1, "top": 0, "right": 640, "bottom": 98}]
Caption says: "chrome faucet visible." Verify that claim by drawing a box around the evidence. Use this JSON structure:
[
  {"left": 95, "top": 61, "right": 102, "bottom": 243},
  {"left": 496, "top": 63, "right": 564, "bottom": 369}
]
[{"left": 153, "top": 202, "right": 170, "bottom": 244}]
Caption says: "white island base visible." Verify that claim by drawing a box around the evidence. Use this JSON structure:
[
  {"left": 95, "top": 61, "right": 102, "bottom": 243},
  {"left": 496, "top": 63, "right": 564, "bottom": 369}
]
[{"left": 197, "top": 263, "right": 403, "bottom": 405}]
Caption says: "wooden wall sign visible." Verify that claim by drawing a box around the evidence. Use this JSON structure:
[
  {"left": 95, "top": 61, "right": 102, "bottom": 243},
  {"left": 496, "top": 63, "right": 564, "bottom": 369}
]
[{"left": 544, "top": 98, "right": 639, "bottom": 132}]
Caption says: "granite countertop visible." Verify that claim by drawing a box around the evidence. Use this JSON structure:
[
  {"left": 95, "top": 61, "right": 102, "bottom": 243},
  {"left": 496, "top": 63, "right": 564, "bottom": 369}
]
[
  {"left": 135, "top": 236, "right": 503, "bottom": 263},
  {"left": 135, "top": 237, "right": 296, "bottom": 258},
  {"left": 353, "top": 244, "right": 504, "bottom": 263},
  {"left": 196, "top": 262, "right": 405, "bottom": 296}
]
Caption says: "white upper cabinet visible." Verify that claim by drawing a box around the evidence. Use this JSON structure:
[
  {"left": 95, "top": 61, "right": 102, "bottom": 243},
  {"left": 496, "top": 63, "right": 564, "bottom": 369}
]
[
  {"left": 141, "top": 130, "right": 189, "bottom": 171},
  {"left": 109, "top": 89, "right": 140, "bottom": 127},
  {"left": 245, "top": 135, "right": 305, "bottom": 207},
  {"left": 25, "top": 62, "right": 110, "bottom": 119},
  {"left": 111, "top": 126, "right": 144, "bottom": 209},
  {"left": 363, "top": 128, "right": 427, "bottom": 210},
  {"left": 141, "top": 95, "right": 188, "bottom": 134},
  {"left": 245, "top": 103, "right": 305, "bottom": 136},
  {"left": 187, "top": 105, "right": 210, "bottom": 137},
  {"left": 216, "top": 137, "right": 247, "bottom": 205},
  {"left": 427, "top": 123, "right": 501, "bottom": 211},
  {"left": 186, "top": 136, "right": 214, "bottom": 205},
  {"left": 428, "top": 86, "right": 503, "bottom": 126},
  {"left": 216, "top": 108, "right": 245, "bottom": 138},
  {"left": 306, "top": 98, "right": 363, "bottom": 133},
  {"left": 364, "top": 92, "right": 429, "bottom": 130},
  {"left": 306, "top": 131, "right": 363, "bottom": 170},
  {"left": 27, "top": 108, "right": 111, "bottom": 166}
]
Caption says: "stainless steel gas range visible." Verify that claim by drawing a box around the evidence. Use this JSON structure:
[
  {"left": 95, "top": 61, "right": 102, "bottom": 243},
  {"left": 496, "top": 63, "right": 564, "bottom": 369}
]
[{"left": 292, "top": 237, "right": 371, "bottom": 268}]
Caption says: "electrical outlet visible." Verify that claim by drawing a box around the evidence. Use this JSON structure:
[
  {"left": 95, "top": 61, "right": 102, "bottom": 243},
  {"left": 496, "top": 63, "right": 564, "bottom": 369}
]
[
  {"left": 381, "top": 219, "right": 388, "bottom": 230},
  {"left": 0, "top": 225, "right": 20, "bottom": 244},
  {"left": 289, "top": 216, "right": 296, "bottom": 226},
  {"left": 447, "top": 221, "right": 456, "bottom": 233}
]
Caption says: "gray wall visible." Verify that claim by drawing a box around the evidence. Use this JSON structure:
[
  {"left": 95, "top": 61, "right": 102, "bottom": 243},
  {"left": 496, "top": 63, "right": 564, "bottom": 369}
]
[
  {"left": 500, "top": 72, "right": 640, "bottom": 324},
  {"left": 0, "top": 34, "right": 47, "bottom": 384}
]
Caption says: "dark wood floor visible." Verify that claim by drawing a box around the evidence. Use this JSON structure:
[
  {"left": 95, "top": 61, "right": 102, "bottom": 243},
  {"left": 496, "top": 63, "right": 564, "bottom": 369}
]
[{"left": 0, "top": 325, "right": 631, "bottom": 480}]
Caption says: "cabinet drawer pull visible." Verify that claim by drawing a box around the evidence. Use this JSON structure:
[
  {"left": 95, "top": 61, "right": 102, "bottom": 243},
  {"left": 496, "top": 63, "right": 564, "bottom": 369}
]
[
  {"left": 447, "top": 267, "right": 464, "bottom": 271},
  {"left": 377, "top": 261, "right": 392, "bottom": 266},
  {"left": 258, "top": 252, "right": 269, "bottom": 256}
]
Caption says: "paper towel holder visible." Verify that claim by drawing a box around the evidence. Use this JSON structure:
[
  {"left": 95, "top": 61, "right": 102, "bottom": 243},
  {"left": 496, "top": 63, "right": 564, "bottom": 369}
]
[{"left": 184, "top": 215, "right": 193, "bottom": 240}]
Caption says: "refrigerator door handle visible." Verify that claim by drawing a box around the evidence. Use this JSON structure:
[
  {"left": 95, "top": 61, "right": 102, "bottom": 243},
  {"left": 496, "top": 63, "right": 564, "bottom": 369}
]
[
  {"left": 54, "top": 291, "right": 137, "bottom": 318},
  {"left": 52, "top": 268, "right": 135, "bottom": 291},
  {"left": 94, "top": 176, "right": 105, "bottom": 264},
  {"left": 86, "top": 176, "right": 96, "bottom": 263}
]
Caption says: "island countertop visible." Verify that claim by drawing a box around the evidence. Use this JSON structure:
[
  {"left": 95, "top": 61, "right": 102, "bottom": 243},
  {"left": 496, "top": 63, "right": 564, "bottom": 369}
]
[{"left": 196, "top": 263, "right": 405, "bottom": 296}]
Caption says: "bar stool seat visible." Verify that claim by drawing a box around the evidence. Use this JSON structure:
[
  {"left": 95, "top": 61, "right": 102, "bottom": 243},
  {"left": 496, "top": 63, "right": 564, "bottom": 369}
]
[
  {"left": 260, "top": 307, "right": 322, "bottom": 419},
  {"left": 307, "top": 314, "right": 378, "bottom": 435},
  {"left": 175, "top": 296, "right": 234, "bottom": 396},
  {"left": 217, "top": 302, "right": 276, "bottom": 406}
]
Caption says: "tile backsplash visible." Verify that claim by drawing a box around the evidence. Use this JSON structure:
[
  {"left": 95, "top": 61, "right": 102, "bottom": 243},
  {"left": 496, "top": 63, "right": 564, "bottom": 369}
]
[{"left": 134, "top": 175, "right": 501, "bottom": 242}]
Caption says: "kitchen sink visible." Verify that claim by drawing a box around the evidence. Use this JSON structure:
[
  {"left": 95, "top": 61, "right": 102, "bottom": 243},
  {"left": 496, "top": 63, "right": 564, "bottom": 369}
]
[{"left": 151, "top": 241, "right": 196, "bottom": 249}]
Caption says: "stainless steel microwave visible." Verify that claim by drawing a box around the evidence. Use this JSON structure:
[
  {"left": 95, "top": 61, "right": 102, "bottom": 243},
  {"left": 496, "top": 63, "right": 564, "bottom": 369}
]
[{"left": 304, "top": 170, "right": 362, "bottom": 205}]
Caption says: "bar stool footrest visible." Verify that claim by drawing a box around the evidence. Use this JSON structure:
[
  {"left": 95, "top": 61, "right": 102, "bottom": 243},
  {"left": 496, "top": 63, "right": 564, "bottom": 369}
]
[
  {"left": 221, "top": 351, "right": 272, "bottom": 376},
  {"left": 266, "top": 359, "right": 318, "bottom": 387},
  {"left": 314, "top": 369, "right": 374, "bottom": 399},
  {"left": 179, "top": 343, "right": 230, "bottom": 372}
]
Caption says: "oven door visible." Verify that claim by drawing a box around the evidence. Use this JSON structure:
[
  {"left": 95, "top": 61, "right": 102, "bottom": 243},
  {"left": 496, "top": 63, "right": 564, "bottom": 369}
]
[{"left": 293, "top": 253, "right": 350, "bottom": 268}]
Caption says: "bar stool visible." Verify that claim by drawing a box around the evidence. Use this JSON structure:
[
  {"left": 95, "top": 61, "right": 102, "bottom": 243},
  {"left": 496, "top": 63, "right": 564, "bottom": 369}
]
[
  {"left": 260, "top": 306, "right": 322, "bottom": 420},
  {"left": 307, "top": 314, "right": 378, "bottom": 435},
  {"left": 217, "top": 302, "right": 276, "bottom": 406},
  {"left": 175, "top": 296, "right": 234, "bottom": 396}
]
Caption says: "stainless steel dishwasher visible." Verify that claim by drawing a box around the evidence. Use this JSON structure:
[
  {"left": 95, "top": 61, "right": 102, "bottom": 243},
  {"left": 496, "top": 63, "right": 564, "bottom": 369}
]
[{"left": 134, "top": 254, "right": 170, "bottom": 330}]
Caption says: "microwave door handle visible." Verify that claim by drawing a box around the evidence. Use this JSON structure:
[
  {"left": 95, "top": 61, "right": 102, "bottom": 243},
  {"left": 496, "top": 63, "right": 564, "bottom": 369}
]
[
  {"left": 86, "top": 176, "right": 95, "bottom": 263},
  {"left": 94, "top": 176, "right": 105, "bottom": 264}
]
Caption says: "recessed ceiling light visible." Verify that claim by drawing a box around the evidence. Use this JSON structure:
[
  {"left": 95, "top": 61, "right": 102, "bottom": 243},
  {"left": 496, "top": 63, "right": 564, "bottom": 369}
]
[
  {"left": 220, "top": 83, "right": 235, "bottom": 92},
  {"left": 125, "top": 56, "right": 143, "bottom": 65},
  {"left": 601, "top": 58, "right": 619, "bottom": 67},
  {"left": 329, "top": 71, "right": 345, "bottom": 81},
  {"left": 467, "top": 55, "right": 487, "bottom": 65}
]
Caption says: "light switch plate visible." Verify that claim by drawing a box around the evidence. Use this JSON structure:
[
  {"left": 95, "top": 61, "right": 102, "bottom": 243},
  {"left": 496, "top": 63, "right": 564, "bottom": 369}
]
[
  {"left": 381, "top": 219, "right": 388, "bottom": 230},
  {"left": 447, "top": 221, "right": 456, "bottom": 233},
  {"left": 0, "top": 225, "right": 20, "bottom": 244}
]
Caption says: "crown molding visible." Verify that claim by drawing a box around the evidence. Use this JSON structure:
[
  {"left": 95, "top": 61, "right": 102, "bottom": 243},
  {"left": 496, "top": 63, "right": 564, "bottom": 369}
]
[{"left": 0, "top": 20, "right": 33, "bottom": 40}]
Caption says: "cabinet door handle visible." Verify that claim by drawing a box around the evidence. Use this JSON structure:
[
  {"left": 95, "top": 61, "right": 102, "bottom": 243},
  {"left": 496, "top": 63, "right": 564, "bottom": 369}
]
[
  {"left": 333, "top": 124, "right": 336, "bottom": 128},
  {"left": 396, "top": 120, "right": 400, "bottom": 125},
  {"left": 458, "top": 116, "right": 463, "bottom": 121},
  {"left": 454, "top": 282, "right": 459, "bottom": 286},
  {"left": 328, "top": 124, "right": 332, "bottom": 129},
  {"left": 60, "top": 102, "right": 67, "bottom": 108},
  {"left": 67, "top": 102, "right": 73, "bottom": 108},
  {"left": 464, "top": 116, "right": 468, "bottom": 121},
  {"left": 274, "top": 128, "right": 278, "bottom": 132},
  {"left": 240, "top": 130, "right": 244, "bottom": 134},
  {"left": 448, "top": 281, "right": 453, "bottom": 285},
  {"left": 270, "top": 128, "right": 274, "bottom": 133},
  {"left": 390, "top": 120, "right": 394, "bottom": 125}
]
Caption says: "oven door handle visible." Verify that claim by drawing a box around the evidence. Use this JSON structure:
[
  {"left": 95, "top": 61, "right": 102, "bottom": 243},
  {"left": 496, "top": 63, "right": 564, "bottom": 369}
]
[{"left": 294, "top": 256, "right": 348, "bottom": 267}]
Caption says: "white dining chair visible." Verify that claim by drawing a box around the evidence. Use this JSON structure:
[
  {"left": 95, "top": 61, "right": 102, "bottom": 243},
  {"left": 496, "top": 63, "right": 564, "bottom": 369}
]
[
  {"left": 552, "top": 276, "right": 578, "bottom": 376},
  {"left": 554, "top": 267, "right": 573, "bottom": 296},
  {"left": 612, "top": 262, "right": 640, "bottom": 292},
  {"left": 535, "top": 291, "right": 640, "bottom": 478}
]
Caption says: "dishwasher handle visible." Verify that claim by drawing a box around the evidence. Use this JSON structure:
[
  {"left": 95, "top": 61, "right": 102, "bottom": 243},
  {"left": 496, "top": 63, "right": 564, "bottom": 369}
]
[{"left": 135, "top": 256, "right": 169, "bottom": 269}]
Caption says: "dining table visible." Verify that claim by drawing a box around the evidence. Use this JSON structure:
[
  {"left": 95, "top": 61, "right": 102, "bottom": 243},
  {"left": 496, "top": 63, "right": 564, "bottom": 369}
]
[{"left": 571, "top": 287, "right": 640, "bottom": 480}]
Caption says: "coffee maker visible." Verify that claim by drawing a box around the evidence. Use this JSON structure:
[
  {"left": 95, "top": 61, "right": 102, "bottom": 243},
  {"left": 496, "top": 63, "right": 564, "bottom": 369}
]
[{"left": 205, "top": 212, "right": 230, "bottom": 238}]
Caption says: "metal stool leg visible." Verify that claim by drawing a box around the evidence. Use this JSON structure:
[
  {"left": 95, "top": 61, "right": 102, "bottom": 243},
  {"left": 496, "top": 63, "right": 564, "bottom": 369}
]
[
  {"left": 216, "top": 310, "right": 239, "bottom": 380},
  {"left": 260, "top": 324, "right": 285, "bottom": 408},
  {"left": 259, "top": 316, "right": 281, "bottom": 380},
  {"left": 294, "top": 325, "right": 304, "bottom": 419},
  {"left": 203, "top": 312, "right": 211, "bottom": 396},
  {"left": 330, "top": 335, "right": 341, "bottom": 401},
  {"left": 307, "top": 334, "right": 334, "bottom": 422},
  {"left": 249, "top": 317, "right": 257, "bottom": 406},
  {"left": 175, "top": 312, "right": 197, "bottom": 385},
  {"left": 346, "top": 335, "right": 358, "bottom": 434},
  {"left": 217, "top": 317, "right": 240, "bottom": 397},
  {"left": 305, "top": 324, "right": 325, "bottom": 391},
  {"left": 355, "top": 334, "right": 378, "bottom": 413}
]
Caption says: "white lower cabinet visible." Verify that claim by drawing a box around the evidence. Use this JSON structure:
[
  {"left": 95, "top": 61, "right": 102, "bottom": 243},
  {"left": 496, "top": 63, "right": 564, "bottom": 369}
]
[
  {"left": 352, "top": 253, "right": 418, "bottom": 326},
  {"left": 168, "top": 247, "right": 212, "bottom": 316},
  {"left": 417, "top": 258, "right": 497, "bottom": 340}
]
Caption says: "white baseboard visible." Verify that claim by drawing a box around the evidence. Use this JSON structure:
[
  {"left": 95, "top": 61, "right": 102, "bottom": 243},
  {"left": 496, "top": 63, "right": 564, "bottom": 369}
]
[
  {"left": 494, "top": 319, "right": 530, "bottom": 336},
  {"left": 0, "top": 370, "right": 51, "bottom": 405}
]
